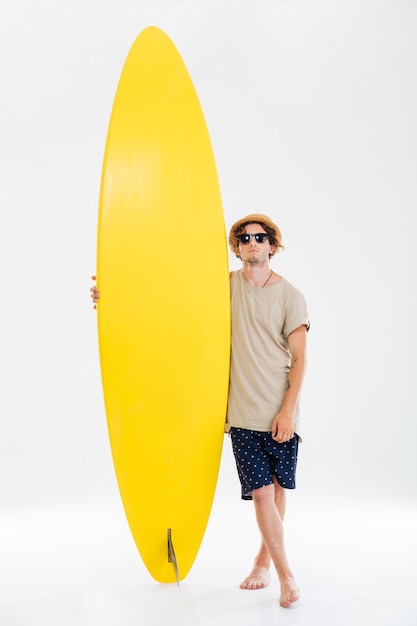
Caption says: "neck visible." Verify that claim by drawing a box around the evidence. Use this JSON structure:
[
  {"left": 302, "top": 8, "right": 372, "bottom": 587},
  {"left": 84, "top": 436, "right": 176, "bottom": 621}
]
[{"left": 242, "top": 263, "right": 273, "bottom": 288}]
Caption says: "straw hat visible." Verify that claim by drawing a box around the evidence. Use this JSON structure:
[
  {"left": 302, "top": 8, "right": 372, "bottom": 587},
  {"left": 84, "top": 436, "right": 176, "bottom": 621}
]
[{"left": 228, "top": 214, "right": 284, "bottom": 257}]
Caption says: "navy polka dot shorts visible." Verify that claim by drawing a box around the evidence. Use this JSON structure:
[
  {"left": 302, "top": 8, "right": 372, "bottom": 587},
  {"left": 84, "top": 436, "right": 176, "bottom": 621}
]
[{"left": 230, "top": 427, "right": 299, "bottom": 500}]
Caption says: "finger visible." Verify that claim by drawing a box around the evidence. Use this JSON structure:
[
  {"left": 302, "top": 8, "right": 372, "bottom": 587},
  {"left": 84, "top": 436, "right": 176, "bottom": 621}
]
[
  {"left": 91, "top": 275, "right": 96, "bottom": 280},
  {"left": 275, "top": 433, "right": 288, "bottom": 442}
]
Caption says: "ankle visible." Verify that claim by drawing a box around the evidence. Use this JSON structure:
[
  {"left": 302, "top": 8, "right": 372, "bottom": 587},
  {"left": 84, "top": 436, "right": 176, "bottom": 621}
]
[
  {"left": 253, "top": 557, "right": 270, "bottom": 570},
  {"left": 278, "top": 572, "right": 296, "bottom": 585}
]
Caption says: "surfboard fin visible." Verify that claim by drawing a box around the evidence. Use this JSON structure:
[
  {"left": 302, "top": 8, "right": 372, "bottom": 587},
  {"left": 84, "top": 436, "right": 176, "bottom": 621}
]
[{"left": 167, "top": 528, "right": 180, "bottom": 585}]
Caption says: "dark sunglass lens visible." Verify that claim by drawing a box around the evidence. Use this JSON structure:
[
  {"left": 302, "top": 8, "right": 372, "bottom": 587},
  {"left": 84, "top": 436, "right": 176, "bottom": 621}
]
[
  {"left": 238, "top": 234, "right": 251, "bottom": 244},
  {"left": 255, "top": 234, "right": 268, "bottom": 243}
]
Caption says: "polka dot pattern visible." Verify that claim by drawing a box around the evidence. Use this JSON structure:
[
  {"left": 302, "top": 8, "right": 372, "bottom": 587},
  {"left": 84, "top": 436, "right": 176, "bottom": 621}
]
[{"left": 230, "top": 427, "right": 299, "bottom": 500}]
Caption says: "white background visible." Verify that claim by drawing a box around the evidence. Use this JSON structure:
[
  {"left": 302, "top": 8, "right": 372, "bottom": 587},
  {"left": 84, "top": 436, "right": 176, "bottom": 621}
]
[{"left": 1, "top": 1, "right": 416, "bottom": 625}]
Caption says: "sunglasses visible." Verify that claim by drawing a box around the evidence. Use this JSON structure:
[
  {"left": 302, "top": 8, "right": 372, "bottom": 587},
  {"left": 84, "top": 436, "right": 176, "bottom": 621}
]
[{"left": 237, "top": 233, "right": 270, "bottom": 244}]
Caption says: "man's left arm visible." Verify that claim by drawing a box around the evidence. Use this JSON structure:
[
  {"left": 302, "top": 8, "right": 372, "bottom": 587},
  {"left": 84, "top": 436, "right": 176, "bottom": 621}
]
[{"left": 271, "top": 325, "right": 308, "bottom": 442}]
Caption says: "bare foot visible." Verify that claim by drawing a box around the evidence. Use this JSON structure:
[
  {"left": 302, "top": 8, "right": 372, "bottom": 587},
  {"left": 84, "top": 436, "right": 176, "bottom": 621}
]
[
  {"left": 240, "top": 566, "right": 270, "bottom": 590},
  {"left": 279, "top": 577, "right": 300, "bottom": 608}
]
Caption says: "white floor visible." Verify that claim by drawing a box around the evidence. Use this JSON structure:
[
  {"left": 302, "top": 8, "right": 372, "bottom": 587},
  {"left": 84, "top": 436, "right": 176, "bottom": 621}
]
[{"left": 2, "top": 456, "right": 417, "bottom": 626}]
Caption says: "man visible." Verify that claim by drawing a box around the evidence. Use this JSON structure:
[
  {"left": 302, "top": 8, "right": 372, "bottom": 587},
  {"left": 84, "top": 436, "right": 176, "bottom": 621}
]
[
  {"left": 226, "top": 214, "right": 309, "bottom": 608},
  {"left": 90, "top": 213, "right": 308, "bottom": 608}
]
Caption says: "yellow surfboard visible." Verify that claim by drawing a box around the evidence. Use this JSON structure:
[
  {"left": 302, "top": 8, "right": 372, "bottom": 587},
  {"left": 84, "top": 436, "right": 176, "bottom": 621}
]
[{"left": 96, "top": 27, "right": 230, "bottom": 583}]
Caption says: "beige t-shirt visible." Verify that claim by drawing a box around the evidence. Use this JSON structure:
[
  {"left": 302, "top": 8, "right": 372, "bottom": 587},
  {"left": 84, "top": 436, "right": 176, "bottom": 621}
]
[{"left": 225, "top": 270, "right": 309, "bottom": 436}]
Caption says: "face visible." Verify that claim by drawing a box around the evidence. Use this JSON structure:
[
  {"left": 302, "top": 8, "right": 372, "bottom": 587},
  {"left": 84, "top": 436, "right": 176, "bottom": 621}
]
[{"left": 237, "top": 223, "right": 276, "bottom": 264}]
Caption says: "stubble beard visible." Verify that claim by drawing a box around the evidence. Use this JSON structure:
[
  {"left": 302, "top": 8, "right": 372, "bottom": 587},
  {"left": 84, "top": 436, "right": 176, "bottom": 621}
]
[{"left": 243, "top": 251, "right": 268, "bottom": 265}]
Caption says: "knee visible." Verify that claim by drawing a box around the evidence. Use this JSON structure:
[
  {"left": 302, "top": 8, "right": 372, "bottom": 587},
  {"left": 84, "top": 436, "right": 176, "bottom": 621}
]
[{"left": 252, "top": 483, "right": 275, "bottom": 506}]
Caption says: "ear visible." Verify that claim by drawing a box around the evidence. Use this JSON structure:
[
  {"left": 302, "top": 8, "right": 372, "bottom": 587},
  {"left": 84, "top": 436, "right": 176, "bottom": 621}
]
[{"left": 233, "top": 242, "right": 241, "bottom": 258}]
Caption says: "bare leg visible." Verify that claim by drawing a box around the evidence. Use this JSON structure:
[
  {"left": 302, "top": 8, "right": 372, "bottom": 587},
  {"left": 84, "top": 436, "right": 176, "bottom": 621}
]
[
  {"left": 240, "top": 477, "right": 286, "bottom": 589},
  {"left": 241, "top": 479, "right": 299, "bottom": 607}
]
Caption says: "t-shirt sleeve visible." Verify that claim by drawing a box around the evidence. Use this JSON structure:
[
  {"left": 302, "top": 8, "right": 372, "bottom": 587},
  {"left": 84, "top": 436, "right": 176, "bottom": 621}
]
[{"left": 283, "top": 287, "right": 310, "bottom": 339}]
